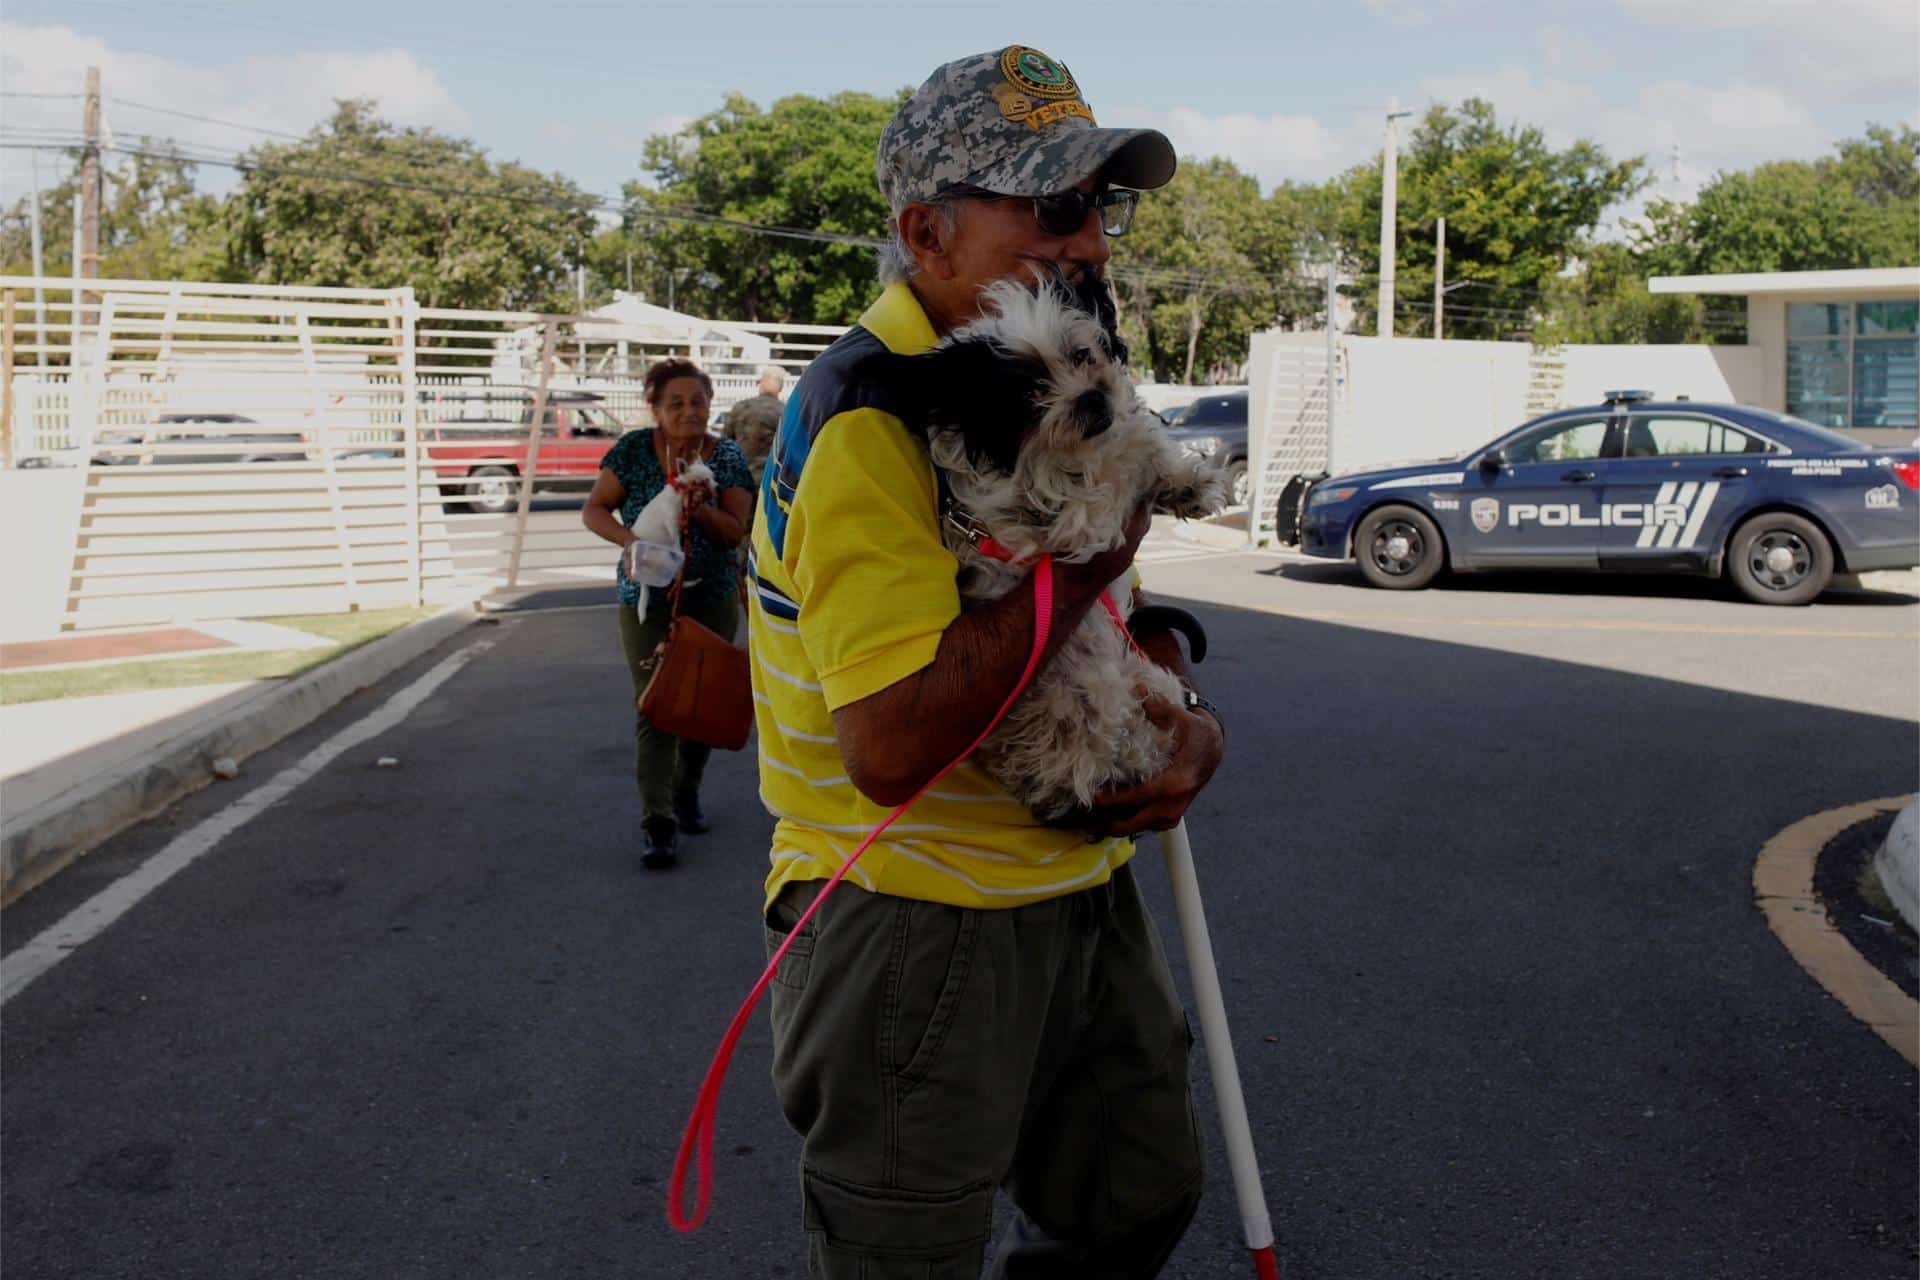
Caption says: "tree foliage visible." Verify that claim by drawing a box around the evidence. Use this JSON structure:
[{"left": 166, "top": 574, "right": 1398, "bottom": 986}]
[
  {"left": 611, "top": 90, "right": 903, "bottom": 324},
  {"left": 0, "top": 142, "right": 227, "bottom": 280},
  {"left": 225, "top": 100, "right": 596, "bottom": 311},
  {"left": 1634, "top": 123, "right": 1918, "bottom": 277},
  {"left": 1332, "top": 98, "right": 1646, "bottom": 338},
  {"left": 1110, "top": 157, "right": 1319, "bottom": 382}
]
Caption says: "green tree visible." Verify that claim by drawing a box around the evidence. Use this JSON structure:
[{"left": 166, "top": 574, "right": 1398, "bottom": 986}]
[
  {"left": 0, "top": 141, "right": 227, "bottom": 280},
  {"left": 226, "top": 100, "right": 596, "bottom": 311},
  {"left": 1533, "top": 241, "right": 1719, "bottom": 346},
  {"left": 1635, "top": 123, "right": 1918, "bottom": 276},
  {"left": 1333, "top": 98, "right": 1646, "bottom": 337},
  {"left": 1111, "top": 157, "right": 1318, "bottom": 383},
  {"left": 621, "top": 90, "right": 904, "bottom": 324}
]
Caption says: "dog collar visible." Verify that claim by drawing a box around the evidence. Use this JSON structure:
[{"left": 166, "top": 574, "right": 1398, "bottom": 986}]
[{"left": 945, "top": 506, "right": 1033, "bottom": 566}]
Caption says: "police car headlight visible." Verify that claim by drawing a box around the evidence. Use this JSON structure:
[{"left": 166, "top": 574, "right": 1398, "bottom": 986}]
[
  {"left": 1180, "top": 436, "right": 1222, "bottom": 457},
  {"left": 1308, "top": 485, "right": 1358, "bottom": 508}
]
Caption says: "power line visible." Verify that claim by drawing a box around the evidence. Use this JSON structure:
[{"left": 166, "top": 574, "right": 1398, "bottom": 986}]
[
  {"left": 110, "top": 98, "right": 308, "bottom": 142},
  {"left": 0, "top": 92, "right": 84, "bottom": 100}
]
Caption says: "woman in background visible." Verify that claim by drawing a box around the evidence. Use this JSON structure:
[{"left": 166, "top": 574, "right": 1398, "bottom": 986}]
[{"left": 583, "top": 358, "right": 753, "bottom": 868}]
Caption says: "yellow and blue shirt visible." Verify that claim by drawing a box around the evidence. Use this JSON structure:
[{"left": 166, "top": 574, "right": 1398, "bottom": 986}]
[{"left": 747, "top": 282, "right": 1137, "bottom": 911}]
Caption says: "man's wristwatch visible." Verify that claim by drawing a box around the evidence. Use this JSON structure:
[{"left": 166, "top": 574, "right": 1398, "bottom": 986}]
[{"left": 1181, "top": 687, "right": 1224, "bottom": 741}]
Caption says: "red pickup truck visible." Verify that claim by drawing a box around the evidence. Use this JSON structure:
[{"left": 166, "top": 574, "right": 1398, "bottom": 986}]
[{"left": 425, "top": 390, "right": 627, "bottom": 513}]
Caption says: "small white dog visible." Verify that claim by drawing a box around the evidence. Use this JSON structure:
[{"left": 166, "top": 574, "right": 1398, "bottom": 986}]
[
  {"left": 861, "top": 276, "right": 1227, "bottom": 819},
  {"left": 626, "top": 460, "right": 712, "bottom": 614}
]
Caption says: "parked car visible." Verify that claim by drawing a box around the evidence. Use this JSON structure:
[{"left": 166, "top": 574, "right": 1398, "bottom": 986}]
[
  {"left": 424, "top": 390, "right": 626, "bottom": 514},
  {"left": 1280, "top": 391, "right": 1920, "bottom": 605},
  {"left": 91, "top": 414, "right": 307, "bottom": 466},
  {"left": 1162, "top": 391, "right": 1249, "bottom": 507}
]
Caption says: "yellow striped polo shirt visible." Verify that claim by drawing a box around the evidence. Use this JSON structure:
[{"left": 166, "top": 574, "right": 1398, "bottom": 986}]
[{"left": 746, "top": 282, "right": 1136, "bottom": 911}]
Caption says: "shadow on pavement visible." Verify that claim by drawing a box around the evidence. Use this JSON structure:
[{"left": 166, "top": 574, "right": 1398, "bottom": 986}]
[
  {"left": 1263, "top": 559, "right": 1920, "bottom": 606},
  {"left": 2, "top": 593, "right": 1914, "bottom": 1279}
]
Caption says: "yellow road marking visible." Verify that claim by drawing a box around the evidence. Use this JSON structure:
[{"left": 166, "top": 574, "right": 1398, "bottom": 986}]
[{"left": 1753, "top": 795, "right": 1918, "bottom": 1068}]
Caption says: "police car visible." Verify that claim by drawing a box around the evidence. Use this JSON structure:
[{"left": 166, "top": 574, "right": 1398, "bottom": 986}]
[{"left": 1279, "top": 392, "right": 1920, "bottom": 605}]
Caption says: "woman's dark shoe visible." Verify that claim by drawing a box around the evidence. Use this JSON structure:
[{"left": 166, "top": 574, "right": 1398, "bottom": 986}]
[
  {"left": 641, "top": 817, "right": 678, "bottom": 869},
  {"left": 673, "top": 795, "right": 710, "bottom": 835}
]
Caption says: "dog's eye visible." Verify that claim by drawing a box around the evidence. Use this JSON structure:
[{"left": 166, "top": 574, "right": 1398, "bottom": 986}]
[{"left": 1070, "top": 348, "right": 1093, "bottom": 368}]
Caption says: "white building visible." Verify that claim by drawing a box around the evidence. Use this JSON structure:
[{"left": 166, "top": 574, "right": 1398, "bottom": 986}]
[{"left": 1649, "top": 267, "right": 1920, "bottom": 449}]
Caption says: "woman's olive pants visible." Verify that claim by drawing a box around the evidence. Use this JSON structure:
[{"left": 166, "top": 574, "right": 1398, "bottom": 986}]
[{"left": 618, "top": 592, "right": 740, "bottom": 821}]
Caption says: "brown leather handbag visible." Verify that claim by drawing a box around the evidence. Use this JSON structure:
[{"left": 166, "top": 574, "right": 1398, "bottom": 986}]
[{"left": 637, "top": 503, "right": 753, "bottom": 752}]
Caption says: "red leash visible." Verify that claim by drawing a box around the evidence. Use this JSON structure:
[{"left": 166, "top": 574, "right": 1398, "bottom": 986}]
[{"left": 667, "top": 554, "right": 1058, "bottom": 1231}]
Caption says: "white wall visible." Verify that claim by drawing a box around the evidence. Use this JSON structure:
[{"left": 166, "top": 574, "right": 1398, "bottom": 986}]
[
  {"left": 1339, "top": 337, "right": 1532, "bottom": 471},
  {"left": 1744, "top": 296, "right": 1789, "bottom": 412},
  {"left": 1, "top": 468, "right": 85, "bottom": 641},
  {"left": 1557, "top": 344, "right": 1765, "bottom": 408},
  {"left": 1331, "top": 339, "right": 1764, "bottom": 475}
]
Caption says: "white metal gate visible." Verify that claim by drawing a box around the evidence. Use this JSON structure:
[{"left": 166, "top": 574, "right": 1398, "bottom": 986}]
[
  {"left": 1247, "top": 330, "right": 1344, "bottom": 544},
  {"left": 0, "top": 275, "right": 842, "bottom": 630}
]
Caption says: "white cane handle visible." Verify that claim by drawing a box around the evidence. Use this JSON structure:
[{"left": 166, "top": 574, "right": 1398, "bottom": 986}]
[{"left": 1161, "top": 820, "right": 1275, "bottom": 1253}]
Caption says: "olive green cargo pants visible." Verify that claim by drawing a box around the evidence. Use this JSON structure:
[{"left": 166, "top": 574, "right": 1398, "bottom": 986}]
[{"left": 763, "top": 862, "right": 1204, "bottom": 1277}]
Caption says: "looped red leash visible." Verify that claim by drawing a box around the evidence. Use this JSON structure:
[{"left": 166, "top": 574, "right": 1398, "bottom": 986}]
[{"left": 667, "top": 554, "right": 1058, "bottom": 1231}]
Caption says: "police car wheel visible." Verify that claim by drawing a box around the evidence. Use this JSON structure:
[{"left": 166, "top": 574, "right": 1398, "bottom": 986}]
[
  {"left": 1355, "top": 505, "right": 1445, "bottom": 590},
  {"left": 1728, "top": 513, "right": 1833, "bottom": 606}
]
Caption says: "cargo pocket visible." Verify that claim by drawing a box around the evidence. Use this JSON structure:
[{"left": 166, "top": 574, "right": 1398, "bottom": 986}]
[{"left": 802, "top": 1165, "right": 993, "bottom": 1276}]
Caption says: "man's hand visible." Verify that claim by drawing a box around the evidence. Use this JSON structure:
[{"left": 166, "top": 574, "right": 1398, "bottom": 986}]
[
  {"left": 1068, "top": 694, "right": 1224, "bottom": 837},
  {"left": 1052, "top": 499, "right": 1151, "bottom": 607}
]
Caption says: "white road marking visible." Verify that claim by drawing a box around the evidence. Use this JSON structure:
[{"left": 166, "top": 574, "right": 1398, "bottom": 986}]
[{"left": 1, "top": 640, "right": 493, "bottom": 1006}]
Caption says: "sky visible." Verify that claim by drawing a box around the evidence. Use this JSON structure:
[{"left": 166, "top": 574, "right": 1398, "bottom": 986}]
[{"left": 3, "top": 0, "right": 1916, "bottom": 233}]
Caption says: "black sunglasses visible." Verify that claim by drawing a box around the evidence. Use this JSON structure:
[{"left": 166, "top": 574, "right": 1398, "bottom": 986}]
[{"left": 940, "top": 185, "right": 1140, "bottom": 238}]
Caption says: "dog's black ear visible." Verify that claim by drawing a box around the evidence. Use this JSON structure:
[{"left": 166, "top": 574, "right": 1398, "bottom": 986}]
[
  {"left": 857, "top": 339, "right": 1044, "bottom": 474},
  {"left": 1068, "top": 271, "right": 1130, "bottom": 368}
]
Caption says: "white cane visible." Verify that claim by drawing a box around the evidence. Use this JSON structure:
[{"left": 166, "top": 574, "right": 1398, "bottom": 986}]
[{"left": 1161, "top": 819, "right": 1279, "bottom": 1279}]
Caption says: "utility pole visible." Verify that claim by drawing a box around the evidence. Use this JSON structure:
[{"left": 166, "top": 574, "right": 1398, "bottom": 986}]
[
  {"left": 81, "top": 66, "right": 102, "bottom": 283},
  {"left": 1375, "top": 98, "right": 1412, "bottom": 338},
  {"left": 29, "top": 151, "right": 47, "bottom": 366},
  {"left": 1433, "top": 216, "right": 1446, "bottom": 341}
]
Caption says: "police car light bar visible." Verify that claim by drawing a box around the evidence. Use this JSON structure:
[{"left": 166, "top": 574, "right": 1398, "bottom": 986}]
[{"left": 1604, "top": 389, "right": 1655, "bottom": 404}]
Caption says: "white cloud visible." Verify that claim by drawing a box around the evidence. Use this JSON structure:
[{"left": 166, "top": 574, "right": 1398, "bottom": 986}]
[
  {"left": 1, "top": 24, "right": 469, "bottom": 197},
  {"left": 1615, "top": 0, "right": 1919, "bottom": 94},
  {"left": 1421, "top": 65, "right": 1829, "bottom": 198},
  {"left": 1111, "top": 105, "right": 1372, "bottom": 190}
]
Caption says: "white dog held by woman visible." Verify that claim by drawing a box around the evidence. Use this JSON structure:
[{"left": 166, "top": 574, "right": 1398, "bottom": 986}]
[
  {"left": 858, "top": 275, "right": 1228, "bottom": 820},
  {"left": 623, "top": 460, "right": 714, "bottom": 616}
]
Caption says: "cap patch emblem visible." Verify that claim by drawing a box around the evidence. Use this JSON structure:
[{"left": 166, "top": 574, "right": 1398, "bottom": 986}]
[{"left": 1000, "top": 46, "right": 1080, "bottom": 100}]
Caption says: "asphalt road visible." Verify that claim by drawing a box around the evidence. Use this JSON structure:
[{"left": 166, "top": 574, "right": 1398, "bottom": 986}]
[{"left": 4, "top": 552, "right": 1916, "bottom": 1278}]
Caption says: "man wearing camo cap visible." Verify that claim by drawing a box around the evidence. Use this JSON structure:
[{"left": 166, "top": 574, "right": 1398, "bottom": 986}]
[{"left": 748, "top": 45, "right": 1222, "bottom": 1277}]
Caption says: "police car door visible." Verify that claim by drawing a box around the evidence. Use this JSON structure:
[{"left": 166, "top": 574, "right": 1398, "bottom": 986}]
[
  {"left": 1598, "top": 413, "right": 1761, "bottom": 572},
  {"left": 1458, "top": 414, "right": 1616, "bottom": 569}
]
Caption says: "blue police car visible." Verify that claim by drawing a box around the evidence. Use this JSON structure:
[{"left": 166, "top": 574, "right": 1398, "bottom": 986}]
[{"left": 1279, "top": 392, "right": 1920, "bottom": 605}]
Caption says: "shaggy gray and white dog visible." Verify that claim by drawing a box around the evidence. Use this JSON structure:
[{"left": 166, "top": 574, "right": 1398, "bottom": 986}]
[{"left": 861, "top": 276, "right": 1228, "bottom": 820}]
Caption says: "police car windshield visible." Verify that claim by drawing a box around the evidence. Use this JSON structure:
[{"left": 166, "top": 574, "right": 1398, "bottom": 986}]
[{"left": 1745, "top": 409, "right": 1869, "bottom": 452}]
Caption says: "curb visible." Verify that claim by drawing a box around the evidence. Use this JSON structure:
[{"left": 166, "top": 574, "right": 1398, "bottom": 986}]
[
  {"left": 0, "top": 605, "right": 479, "bottom": 908},
  {"left": 1753, "top": 794, "right": 1918, "bottom": 1068},
  {"left": 1170, "top": 518, "right": 1256, "bottom": 551}
]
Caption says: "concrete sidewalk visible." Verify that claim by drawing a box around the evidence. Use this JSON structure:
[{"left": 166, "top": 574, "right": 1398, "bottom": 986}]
[{"left": 0, "top": 607, "right": 478, "bottom": 905}]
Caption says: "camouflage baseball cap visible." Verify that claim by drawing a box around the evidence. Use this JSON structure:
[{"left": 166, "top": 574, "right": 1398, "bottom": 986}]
[{"left": 878, "top": 46, "right": 1177, "bottom": 211}]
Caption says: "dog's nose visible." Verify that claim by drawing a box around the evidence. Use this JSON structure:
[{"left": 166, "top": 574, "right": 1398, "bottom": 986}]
[{"left": 1076, "top": 390, "right": 1112, "bottom": 439}]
